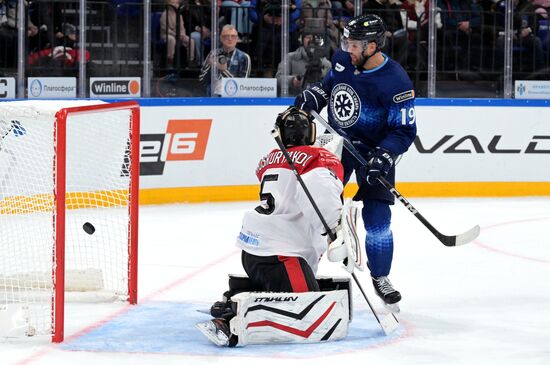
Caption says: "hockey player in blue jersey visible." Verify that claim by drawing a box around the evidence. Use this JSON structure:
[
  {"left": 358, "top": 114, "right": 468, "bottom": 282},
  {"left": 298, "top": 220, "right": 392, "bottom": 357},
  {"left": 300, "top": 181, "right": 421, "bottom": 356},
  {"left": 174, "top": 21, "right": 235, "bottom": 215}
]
[{"left": 293, "top": 14, "right": 417, "bottom": 310}]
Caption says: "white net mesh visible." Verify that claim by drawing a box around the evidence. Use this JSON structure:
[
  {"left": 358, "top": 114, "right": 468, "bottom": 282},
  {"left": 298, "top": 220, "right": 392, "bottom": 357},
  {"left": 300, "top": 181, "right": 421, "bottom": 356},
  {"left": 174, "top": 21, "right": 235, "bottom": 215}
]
[
  {"left": 315, "top": 133, "right": 344, "bottom": 160},
  {"left": 0, "top": 101, "right": 136, "bottom": 338}
]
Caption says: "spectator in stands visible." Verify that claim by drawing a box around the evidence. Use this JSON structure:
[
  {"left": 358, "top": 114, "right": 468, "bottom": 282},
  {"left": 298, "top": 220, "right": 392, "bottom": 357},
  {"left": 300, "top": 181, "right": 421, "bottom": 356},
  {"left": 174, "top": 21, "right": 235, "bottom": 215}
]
[
  {"left": 301, "top": 0, "right": 339, "bottom": 54},
  {"left": 186, "top": 0, "right": 212, "bottom": 63},
  {"left": 400, "top": 0, "right": 442, "bottom": 69},
  {"left": 437, "top": 0, "right": 484, "bottom": 72},
  {"left": 533, "top": 0, "right": 550, "bottom": 57},
  {"left": 495, "top": 0, "right": 545, "bottom": 72},
  {"left": 363, "top": 0, "right": 409, "bottom": 65},
  {"left": 0, "top": 0, "right": 5, "bottom": 26},
  {"left": 331, "top": 0, "right": 355, "bottom": 24},
  {"left": 249, "top": 0, "right": 302, "bottom": 77},
  {"left": 275, "top": 32, "right": 331, "bottom": 95},
  {"left": 28, "top": 23, "right": 90, "bottom": 73},
  {"left": 160, "top": 0, "right": 196, "bottom": 68},
  {"left": 198, "top": 24, "right": 251, "bottom": 96},
  {"left": 27, "top": 21, "right": 50, "bottom": 56},
  {"left": 28, "top": 1, "right": 64, "bottom": 50},
  {"left": 221, "top": 0, "right": 253, "bottom": 39},
  {"left": 0, "top": 0, "right": 17, "bottom": 68},
  {"left": 400, "top": 0, "right": 442, "bottom": 42}
]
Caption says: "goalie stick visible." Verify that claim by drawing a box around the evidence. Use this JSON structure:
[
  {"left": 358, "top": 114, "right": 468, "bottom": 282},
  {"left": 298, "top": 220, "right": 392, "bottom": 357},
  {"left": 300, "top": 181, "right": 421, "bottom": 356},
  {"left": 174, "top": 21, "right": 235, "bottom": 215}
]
[
  {"left": 310, "top": 110, "right": 480, "bottom": 247},
  {"left": 271, "top": 129, "right": 399, "bottom": 336}
]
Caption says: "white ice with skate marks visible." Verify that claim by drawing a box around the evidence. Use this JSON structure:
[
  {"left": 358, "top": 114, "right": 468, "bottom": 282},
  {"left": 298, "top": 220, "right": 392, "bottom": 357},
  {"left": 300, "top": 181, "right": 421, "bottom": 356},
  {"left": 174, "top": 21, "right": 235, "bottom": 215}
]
[{"left": 2, "top": 198, "right": 550, "bottom": 365}]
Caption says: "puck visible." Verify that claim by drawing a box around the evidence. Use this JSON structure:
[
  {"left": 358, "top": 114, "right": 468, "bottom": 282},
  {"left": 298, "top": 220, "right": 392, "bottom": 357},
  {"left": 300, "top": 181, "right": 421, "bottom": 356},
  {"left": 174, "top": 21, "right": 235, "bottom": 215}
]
[{"left": 83, "top": 222, "right": 95, "bottom": 235}]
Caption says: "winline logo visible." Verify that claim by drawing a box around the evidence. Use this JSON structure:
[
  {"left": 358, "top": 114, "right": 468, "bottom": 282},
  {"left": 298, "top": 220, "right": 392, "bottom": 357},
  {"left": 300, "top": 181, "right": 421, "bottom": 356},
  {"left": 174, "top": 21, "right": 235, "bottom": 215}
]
[
  {"left": 140, "top": 119, "right": 212, "bottom": 176},
  {"left": 91, "top": 79, "right": 140, "bottom": 96}
]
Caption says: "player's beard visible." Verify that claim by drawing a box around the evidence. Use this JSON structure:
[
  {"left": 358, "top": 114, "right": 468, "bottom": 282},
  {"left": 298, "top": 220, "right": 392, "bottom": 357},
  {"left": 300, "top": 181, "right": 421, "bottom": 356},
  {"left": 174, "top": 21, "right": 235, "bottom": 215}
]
[
  {"left": 352, "top": 49, "right": 376, "bottom": 70},
  {"left": 350, "top": 52, "right": 363, "bottom": 66}
]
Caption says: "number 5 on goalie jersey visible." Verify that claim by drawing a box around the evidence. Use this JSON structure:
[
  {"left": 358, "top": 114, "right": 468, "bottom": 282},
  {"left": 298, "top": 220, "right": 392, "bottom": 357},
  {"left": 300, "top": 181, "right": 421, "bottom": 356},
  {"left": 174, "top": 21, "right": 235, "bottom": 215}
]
[{"left": 255, "top": 174, "right": 278, "bottom": 215}]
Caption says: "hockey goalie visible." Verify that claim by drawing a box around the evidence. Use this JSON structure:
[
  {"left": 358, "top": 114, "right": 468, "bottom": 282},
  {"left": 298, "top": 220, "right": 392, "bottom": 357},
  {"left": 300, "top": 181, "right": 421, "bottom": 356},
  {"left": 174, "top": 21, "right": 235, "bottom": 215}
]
[{"left": 196, "top": 108, "right": 363, "bottom": 347}]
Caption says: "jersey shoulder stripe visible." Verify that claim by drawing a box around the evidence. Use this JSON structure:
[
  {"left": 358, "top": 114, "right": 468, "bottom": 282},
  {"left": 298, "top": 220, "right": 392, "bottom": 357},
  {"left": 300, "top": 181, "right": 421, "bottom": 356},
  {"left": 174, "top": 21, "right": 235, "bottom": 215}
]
[{"left": 256, "top": 146, "right": 344, "bottom": 182}]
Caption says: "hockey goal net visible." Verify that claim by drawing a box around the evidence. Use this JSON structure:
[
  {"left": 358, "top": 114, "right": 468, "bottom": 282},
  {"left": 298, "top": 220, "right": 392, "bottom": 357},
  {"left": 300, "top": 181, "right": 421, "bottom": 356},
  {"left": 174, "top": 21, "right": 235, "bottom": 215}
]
[{"left": 0, "top": 100, "right": 139, "bottom": 342}]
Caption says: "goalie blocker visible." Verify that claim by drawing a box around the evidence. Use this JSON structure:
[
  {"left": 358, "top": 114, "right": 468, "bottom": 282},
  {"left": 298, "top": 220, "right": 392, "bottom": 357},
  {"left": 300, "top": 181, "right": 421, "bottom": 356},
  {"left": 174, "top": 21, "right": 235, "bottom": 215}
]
[{"left": 196, "top": 275, "right": 352, "bottom": 347}]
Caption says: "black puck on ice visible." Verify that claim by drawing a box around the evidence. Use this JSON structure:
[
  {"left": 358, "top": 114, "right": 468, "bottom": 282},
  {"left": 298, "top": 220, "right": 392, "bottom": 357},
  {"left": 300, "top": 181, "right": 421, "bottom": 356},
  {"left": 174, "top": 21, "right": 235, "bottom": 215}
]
[{"left": 83, "top": 222, "right": 96, "bottom": 235}]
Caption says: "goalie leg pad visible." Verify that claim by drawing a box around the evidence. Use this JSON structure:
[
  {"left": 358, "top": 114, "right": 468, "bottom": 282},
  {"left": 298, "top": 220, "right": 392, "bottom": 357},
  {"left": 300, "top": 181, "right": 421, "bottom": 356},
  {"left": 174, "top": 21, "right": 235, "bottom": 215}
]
[
  {"left": 210, "top": 274, "right": 262, "bottom": 318},
  {"left": 228, "top": 289, "right": 350, "bottom": 346},
  {"left": 316, "top": 276, "right": 353, "bottom": 322}
]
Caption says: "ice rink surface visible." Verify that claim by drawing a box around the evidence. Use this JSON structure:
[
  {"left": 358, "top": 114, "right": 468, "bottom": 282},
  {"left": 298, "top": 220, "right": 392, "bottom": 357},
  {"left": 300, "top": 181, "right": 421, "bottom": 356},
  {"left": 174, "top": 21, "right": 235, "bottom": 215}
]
[{"left": 2, "top": 197, "right": 549, "bottom": 365}]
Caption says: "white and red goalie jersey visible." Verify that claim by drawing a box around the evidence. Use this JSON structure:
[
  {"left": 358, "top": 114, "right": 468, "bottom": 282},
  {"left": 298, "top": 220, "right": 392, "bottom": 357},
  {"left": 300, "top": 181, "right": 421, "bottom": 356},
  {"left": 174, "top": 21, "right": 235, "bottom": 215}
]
[{"left": 236, "top": 145, "right": 344, "bottom": 273}]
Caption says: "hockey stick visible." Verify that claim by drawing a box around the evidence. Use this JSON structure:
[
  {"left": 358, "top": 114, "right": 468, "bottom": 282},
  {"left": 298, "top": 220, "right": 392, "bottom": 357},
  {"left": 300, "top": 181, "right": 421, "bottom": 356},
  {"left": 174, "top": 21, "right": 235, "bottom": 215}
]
[
  {"left": 271, "top": 129, "right": 399, "bottom": 336},
  {"left": 0, "top": 121, "right": 14, "bottom": 142},
  {"left": 310, "top": 111, "right": 480, "bottom": 247}
]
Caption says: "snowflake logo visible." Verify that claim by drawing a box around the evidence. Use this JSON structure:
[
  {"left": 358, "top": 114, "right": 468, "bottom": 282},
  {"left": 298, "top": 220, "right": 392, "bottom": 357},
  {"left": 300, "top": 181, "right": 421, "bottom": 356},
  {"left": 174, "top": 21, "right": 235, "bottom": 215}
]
[{"left": 330, "top": 84, "right": 360, "bottom": 128}]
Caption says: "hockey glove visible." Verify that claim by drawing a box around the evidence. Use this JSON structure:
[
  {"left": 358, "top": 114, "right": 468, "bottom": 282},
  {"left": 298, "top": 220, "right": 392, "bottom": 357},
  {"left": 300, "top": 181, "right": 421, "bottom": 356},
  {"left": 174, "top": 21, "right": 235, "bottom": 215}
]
[
  {"left": 294, "top": 82, "right": 329, "bottom": 113},
  {"left": 360, "top": 148, "right": 396, "bottom": 186}
]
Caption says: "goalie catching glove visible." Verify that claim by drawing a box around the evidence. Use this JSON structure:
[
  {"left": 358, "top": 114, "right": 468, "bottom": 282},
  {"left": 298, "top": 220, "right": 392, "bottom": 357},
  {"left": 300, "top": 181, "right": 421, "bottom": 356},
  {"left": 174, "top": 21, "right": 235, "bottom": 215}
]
[{"left": 327, "top": 199, "right": 364, "bottom": 273}]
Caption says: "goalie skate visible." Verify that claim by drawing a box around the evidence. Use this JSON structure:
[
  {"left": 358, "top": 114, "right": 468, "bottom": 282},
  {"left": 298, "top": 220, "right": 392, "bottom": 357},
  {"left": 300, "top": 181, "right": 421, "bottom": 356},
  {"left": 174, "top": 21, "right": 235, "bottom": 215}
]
[{"left": 196, "top": 318, "right": 237, "bottom": 347}]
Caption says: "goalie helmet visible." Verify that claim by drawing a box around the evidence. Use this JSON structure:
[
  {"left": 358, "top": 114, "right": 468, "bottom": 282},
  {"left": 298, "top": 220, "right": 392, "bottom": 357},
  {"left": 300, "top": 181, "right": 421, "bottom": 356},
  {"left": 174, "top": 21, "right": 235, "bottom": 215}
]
[
  {"left": 341, "top": 14, "right": 387, "bottom": 51},
  {"left": 275, "top": 107, "right": 316, "bottom": 147}
]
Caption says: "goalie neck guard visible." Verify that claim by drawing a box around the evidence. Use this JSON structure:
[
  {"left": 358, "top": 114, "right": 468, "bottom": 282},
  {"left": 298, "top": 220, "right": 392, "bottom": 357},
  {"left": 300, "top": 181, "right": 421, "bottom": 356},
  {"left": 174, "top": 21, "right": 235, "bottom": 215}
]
[{"left": 275, "top": 107, "right": 316, "bottom": 147}]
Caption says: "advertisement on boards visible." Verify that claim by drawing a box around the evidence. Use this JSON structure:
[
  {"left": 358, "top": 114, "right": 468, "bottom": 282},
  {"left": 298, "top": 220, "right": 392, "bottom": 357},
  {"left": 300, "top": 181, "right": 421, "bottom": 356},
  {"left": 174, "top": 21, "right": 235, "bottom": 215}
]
[
  {"left": 515, "top": 80, "right": 550, "bottom": 99},
  {"left": 221, "top": 78, "right": 277, "bottom": 97},
  {"left": 90, "top": 77, "right": 141, "bottom": 98},
  {"left": 0, "top": 78, "right": 15, "bottom": 98},
  {"left": 138, "top": 103, "right": 550, "bottom": 189},
  {"left": 140, "top": 119, "right": 212, "bottom": 176},
  {"left": 27, "top": 77, "right": 76, "bottom": 98}
]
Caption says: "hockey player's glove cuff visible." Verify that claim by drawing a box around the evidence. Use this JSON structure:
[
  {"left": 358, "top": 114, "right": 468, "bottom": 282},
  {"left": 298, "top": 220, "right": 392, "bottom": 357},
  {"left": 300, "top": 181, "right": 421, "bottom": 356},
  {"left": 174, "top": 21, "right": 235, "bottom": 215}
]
[{"left": 294, "top": 82, "right": 328, "bottom": 113}]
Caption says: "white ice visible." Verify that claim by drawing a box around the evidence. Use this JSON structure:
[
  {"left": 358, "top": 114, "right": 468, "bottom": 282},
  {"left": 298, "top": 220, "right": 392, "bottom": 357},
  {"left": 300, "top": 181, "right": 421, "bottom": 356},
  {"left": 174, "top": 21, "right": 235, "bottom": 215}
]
[{"left": 2, "top": 197, "right": 550, "bottom": 365}]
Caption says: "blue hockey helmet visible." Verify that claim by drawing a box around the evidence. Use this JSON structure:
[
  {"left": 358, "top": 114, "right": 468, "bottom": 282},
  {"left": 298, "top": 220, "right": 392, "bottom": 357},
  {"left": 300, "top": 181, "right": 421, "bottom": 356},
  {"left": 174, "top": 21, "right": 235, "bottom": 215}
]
[{"left": 341, "top": 14, "right": 387, "bottom": 52}]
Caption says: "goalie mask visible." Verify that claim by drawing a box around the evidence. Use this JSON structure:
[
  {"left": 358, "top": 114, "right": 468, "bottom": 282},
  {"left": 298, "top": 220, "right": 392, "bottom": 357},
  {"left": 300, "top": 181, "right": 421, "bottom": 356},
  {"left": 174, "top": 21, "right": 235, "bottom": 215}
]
[{"left": 275, "top": 107, "right": 316, "bottom": 147}]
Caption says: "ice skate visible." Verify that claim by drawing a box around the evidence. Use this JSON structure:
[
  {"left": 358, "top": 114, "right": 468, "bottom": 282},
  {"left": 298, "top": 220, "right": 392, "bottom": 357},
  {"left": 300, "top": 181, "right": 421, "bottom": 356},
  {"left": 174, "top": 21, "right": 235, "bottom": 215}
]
[
  {"left": 372, "top": 276, "right": 401, "bottom": 313},
  {"left": 196, "top": 318, "right": 237, "bottom": 347}
]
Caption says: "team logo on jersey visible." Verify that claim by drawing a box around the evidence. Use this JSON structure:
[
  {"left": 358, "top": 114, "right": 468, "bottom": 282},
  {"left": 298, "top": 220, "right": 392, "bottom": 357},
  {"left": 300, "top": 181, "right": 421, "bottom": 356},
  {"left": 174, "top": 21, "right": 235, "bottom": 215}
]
[
  {"left": 330, "top": 83, "right": 361, "bottom": 128},
  {"left": 335, "top": 63, "right": 345, "bottom": 72},
  {"left": 393, "top": 90, "right": 415, "bottom": 103}
]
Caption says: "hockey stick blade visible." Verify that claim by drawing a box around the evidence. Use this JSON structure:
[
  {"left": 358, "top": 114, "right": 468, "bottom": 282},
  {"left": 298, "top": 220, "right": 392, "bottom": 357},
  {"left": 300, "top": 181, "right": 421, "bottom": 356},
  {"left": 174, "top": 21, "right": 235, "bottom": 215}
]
[
  {"left": 310, "top": 110, "right": 480, "bottom": 247},
  {"left": 451, "top": 224, "right": 480, "bottom": 246},
  {"left": 379, "top": 313, "right": 400, "bottom": 336},
  {"left": 382, "top": 176, "right": 480, "bottom": 247}
]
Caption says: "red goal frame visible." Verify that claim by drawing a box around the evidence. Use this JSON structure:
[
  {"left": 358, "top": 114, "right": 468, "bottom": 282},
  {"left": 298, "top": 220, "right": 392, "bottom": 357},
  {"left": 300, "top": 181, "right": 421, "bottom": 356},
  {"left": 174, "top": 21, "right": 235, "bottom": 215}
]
[{"left": 52, "top": 101, "right": 140, "bottom": 343}]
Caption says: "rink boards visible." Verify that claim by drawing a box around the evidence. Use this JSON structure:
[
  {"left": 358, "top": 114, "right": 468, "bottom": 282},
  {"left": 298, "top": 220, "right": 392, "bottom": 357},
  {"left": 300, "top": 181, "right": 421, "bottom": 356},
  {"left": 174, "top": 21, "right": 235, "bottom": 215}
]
[
  {"left": 2, "top": 97, "right": 549, "bottom": 203},
  {"left": 135, "top": 98, "right": 550, "bottom": 203}
]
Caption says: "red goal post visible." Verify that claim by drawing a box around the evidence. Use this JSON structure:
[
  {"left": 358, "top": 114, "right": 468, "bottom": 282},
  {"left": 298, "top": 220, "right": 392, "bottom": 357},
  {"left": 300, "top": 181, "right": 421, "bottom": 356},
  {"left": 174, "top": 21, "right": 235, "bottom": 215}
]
[{"left": 0, "top": 100, "right": 140, "bottom": 343}]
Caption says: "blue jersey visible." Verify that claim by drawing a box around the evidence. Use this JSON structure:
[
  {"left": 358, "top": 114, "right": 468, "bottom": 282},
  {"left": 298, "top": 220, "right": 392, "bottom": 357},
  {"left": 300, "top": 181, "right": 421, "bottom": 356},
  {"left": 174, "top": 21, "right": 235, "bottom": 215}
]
[{"left": 321, "top": 50, "right": 417, "bottom": 157}]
